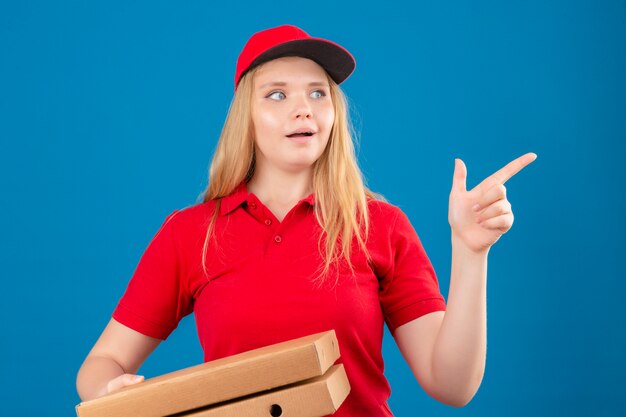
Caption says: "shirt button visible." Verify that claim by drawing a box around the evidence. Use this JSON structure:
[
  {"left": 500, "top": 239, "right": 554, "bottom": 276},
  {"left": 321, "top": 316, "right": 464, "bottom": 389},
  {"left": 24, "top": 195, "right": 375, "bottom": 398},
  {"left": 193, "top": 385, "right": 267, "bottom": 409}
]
[
  {"left": 250, "top": 202, "right": 257, "bottom": 209},
  {"left": 274, "top": 235, "right": 282, "bottom": 243},
  {"left": 264, "top": 219, "right": 272, "bottom": 226}
]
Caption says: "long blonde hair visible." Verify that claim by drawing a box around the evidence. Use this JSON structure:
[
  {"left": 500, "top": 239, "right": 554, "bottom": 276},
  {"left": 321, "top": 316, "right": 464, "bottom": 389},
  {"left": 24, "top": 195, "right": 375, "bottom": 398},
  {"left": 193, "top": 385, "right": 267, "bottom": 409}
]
[{"left": 199, "top": 63, "right": 385, "bottom": 286}]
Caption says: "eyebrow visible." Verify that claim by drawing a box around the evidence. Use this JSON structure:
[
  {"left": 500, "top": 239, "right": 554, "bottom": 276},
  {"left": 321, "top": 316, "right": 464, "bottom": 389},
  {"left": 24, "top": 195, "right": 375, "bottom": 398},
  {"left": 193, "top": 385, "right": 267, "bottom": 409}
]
[{"left": 257, "top": 81, "right": 329, "bottom": 89}]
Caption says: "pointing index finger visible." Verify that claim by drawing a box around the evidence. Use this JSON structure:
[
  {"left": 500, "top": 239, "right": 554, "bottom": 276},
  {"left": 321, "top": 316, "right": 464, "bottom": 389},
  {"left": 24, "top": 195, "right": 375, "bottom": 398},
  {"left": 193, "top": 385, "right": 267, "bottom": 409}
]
[
  {"left": 477, "top": 153, "right": 537, "bottom": 192},
  {"left": 495, "top": 152, "right": 537, "bottom": 184}
]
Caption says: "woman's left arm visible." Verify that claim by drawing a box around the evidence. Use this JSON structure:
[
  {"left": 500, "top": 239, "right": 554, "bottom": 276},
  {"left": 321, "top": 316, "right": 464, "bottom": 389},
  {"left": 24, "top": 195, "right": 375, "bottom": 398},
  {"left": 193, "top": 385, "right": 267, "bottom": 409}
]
[{"left": 395, "top": 153, "right": 537, "bottom": 407}]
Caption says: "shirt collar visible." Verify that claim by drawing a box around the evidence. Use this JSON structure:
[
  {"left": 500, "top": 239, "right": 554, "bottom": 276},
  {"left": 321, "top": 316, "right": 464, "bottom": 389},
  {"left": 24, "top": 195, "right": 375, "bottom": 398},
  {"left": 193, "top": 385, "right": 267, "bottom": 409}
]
[
  {"left": 218, "top": 181, "right": 316, "bottom": 216},
  {"left": 302, "top": 192, "right": 315, "bottom": 206},
  {"left": 218, "top": 181, "right": 248, "bottom": 216}
]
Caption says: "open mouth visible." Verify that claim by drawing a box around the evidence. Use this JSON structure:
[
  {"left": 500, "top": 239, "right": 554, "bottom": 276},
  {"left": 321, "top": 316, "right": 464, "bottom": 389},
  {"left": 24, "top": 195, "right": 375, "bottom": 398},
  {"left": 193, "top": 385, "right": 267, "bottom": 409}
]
[{"left": 286, "top": 132, "right": 315, "bottom": 138}]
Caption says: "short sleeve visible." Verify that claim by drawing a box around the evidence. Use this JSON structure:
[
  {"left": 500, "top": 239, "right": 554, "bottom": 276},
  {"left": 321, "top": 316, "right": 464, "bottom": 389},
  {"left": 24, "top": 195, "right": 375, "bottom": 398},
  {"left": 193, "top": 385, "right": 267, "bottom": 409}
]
[
  {"left": 379, "top": 208, "right": 446, "bottom": 335},
  {"left": 112, "top": 210, "right": 193, "bottom": 340}
]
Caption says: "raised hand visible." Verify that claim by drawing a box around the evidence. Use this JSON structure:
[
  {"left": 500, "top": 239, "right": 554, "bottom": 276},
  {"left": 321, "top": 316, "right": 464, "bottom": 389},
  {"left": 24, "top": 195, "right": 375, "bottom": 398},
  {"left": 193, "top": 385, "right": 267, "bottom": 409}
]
[{"left": 448, "top": 153, "right": 537, "bottom": 253}]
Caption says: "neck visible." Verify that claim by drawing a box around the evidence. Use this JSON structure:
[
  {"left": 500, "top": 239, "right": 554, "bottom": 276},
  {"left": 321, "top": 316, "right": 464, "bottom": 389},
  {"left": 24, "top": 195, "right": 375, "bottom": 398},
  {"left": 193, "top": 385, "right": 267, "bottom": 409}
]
[{"left": 247, "top": 165, "right": 313, "bottom": 207}]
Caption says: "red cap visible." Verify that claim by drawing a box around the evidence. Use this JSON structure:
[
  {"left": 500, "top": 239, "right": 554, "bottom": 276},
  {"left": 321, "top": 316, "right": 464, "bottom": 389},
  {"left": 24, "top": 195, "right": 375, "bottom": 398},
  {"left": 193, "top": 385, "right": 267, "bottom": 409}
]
[{"left": 234, "top": 25, "right": 356, "bottom": 90}]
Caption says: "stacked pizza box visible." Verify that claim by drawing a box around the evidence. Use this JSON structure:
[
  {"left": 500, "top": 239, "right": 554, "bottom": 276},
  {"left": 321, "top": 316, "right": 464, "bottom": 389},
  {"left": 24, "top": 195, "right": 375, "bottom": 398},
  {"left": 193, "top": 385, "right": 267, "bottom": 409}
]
[{"left": 76, "top": 330, "right": 349, "bottom": 417}]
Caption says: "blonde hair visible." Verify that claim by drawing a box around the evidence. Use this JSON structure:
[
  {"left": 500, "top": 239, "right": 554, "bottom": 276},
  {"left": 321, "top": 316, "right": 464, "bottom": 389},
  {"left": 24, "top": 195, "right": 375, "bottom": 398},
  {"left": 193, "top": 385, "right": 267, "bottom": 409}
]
[{"left": 199, "top": 63, "right": 385, "bottom": 286}]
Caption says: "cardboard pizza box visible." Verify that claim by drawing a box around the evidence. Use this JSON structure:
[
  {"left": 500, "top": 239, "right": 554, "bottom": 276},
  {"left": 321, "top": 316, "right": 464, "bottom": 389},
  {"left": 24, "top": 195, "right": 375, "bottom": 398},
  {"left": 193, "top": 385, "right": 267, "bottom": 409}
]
[
  {"left": 76, "top": 330, "right": 342, "bottom": 417},
  {"left": 183, "top": 364, "right": 350, "bottom": 417}
]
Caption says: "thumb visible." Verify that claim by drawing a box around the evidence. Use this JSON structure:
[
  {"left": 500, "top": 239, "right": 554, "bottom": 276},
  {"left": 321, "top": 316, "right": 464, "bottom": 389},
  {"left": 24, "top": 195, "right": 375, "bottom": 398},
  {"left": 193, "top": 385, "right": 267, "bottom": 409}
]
[
  {"left": 452, "top": 158, "right": 467, "bottom": 192},
  {"left": 107, "top": 374, "right": 144, "bottom": 394},
  {"left": 124, "top": 374, "right": 144, "bottom": 385}
]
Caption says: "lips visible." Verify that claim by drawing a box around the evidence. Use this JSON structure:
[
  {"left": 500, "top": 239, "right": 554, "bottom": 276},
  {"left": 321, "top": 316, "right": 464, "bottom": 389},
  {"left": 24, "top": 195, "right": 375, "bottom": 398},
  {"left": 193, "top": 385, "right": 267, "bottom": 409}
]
[{"left": 286, "top": 128, "right": 316, "bottom": 138}]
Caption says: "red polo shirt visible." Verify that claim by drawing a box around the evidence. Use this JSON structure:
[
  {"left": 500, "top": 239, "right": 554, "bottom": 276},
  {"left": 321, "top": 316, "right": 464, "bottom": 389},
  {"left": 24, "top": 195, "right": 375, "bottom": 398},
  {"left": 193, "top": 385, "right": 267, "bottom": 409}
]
[{"left": 112, "top": 182, "right": 446, "bottom": 415}]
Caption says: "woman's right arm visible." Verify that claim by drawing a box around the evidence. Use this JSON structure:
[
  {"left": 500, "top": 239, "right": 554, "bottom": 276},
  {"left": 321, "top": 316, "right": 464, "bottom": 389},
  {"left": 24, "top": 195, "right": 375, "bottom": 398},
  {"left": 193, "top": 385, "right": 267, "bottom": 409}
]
[{"left": 76, "top": 318, "right": 161, "bottom": 401}]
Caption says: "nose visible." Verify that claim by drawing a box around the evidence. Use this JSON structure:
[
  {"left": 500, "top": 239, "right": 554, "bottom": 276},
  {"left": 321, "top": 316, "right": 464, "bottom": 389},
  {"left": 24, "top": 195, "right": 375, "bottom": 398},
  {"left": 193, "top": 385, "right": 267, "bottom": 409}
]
[{"left": 292, "top": 95, "right": 313, "bottom": 119}]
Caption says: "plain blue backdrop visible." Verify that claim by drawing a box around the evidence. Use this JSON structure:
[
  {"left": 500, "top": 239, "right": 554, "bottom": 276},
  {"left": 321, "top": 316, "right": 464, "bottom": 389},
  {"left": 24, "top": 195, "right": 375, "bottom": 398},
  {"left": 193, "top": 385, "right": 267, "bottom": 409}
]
[{"left": 1, "top": 1, "right": 625, "bottom": 416}]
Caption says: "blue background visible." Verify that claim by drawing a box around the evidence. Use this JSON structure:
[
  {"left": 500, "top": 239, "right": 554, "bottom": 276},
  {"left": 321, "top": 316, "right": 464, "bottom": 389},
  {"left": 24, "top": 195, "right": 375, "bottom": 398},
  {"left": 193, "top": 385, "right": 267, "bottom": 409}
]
[{"left": 1, "top": 1, "right": 625, "bottom": 416}]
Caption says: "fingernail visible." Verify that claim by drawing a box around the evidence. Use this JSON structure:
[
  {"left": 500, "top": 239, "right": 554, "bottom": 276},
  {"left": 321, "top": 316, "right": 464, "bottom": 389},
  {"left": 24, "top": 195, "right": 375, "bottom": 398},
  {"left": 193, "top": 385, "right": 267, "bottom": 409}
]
[
  {"left": 133, "top": 375, "right": 144, "bottom": 381},
  {"left": 472, "top": 204, "right": 481, "bottom": 211}
]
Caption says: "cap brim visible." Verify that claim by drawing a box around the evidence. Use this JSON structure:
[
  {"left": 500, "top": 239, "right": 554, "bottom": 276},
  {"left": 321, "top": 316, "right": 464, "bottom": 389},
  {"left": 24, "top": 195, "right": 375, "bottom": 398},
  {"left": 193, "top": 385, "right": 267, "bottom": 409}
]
[{"left": 243, "top": 38, "right": 356, "bottom": 85}]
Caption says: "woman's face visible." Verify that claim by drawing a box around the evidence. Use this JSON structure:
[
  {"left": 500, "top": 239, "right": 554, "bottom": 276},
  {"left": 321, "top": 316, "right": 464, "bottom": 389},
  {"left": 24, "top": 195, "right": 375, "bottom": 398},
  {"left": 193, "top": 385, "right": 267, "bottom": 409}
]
[{"left": 251, "top": 56, "right": 335, "bottom": 175}]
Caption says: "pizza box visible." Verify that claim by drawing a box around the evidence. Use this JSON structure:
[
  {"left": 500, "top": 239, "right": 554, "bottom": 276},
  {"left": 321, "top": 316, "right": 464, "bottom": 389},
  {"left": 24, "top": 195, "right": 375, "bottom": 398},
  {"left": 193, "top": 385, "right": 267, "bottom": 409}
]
[
  {"left": 76, "top": 330, "right": 342, "bottom": 417},
  {"left": 183, "top": 364, "right": 349, "bottom": 417}
]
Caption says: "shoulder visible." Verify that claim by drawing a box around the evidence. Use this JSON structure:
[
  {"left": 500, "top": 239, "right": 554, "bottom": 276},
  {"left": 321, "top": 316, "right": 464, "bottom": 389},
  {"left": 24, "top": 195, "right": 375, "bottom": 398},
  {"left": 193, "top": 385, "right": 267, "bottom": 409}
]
[
  {"left": 367, "top": 197, "right": 404, "bottom": 224},
  {"left": 158, "top": 201, "right": 219, "bottom": 232},
  {"left": 365, "top": 197, "right": 421, "bottom": 244}
]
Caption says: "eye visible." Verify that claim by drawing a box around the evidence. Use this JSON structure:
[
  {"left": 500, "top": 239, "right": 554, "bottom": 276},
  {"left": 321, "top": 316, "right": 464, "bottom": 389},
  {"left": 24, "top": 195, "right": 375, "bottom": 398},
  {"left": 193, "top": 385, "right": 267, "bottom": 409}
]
[
  {"left": 311, "top": 90, "right": 326, "bottom": 99},
  {"left": 267, "top": 91, "right": 286, "bottom": 100}
]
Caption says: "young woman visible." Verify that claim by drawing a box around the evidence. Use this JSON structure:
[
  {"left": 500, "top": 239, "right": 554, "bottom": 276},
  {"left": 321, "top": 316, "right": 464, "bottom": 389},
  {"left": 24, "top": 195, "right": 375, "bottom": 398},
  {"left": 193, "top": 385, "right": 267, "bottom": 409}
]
[{"left": 76, "top": 24, "right": 536, "bottom": 415}]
